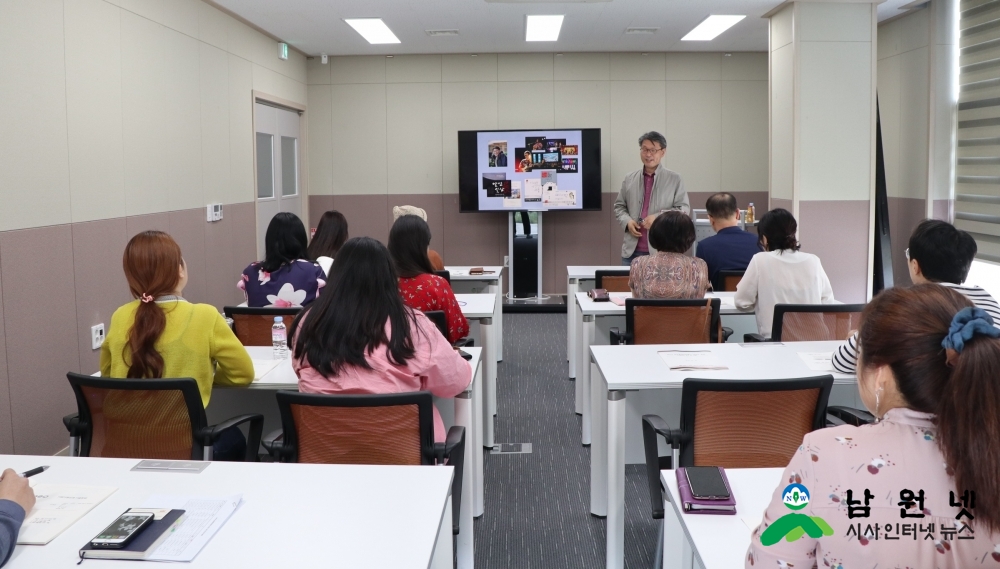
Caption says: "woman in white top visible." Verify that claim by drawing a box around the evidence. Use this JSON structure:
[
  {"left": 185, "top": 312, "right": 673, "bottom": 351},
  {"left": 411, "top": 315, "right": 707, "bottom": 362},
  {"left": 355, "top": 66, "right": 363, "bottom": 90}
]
[
  {"left": 306, "top": 210, "right": 348, "bottom": 276},
  {"left": 735, "top": 208, "right": 835, "bottom": 338}
]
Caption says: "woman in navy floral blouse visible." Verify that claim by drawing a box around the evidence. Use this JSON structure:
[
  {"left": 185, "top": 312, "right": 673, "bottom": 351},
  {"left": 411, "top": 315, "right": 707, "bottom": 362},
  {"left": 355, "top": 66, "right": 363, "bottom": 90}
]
[
  {"left": 388, "top": 215, "right": 468, "bottom": 343},
  {"left": 239, "top": 212, "right": 325, "bottom": 308}
]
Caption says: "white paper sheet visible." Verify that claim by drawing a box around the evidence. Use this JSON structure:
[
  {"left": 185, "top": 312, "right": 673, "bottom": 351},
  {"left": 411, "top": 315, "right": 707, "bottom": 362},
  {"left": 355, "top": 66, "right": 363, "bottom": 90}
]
[
  {"left": 251, "top": 359, "right": 281, "bottom": 380},
  {"left": 798, "top": 352, "right": 834, "bottom": 371},
  {"left": 608, "top": 292, "right": 631, "bottom": 307},
  {"left": 715, "top": 296, "right": 736, "bottom": 310},
  {"left": 141, "top": 494, "right": 242, "bottom": 562},
  {"left": 658, "top": 350, "right": 729, "bottom": 371},
  {"left": 18, "top": 485, "right": 117, "bottom": 544}
]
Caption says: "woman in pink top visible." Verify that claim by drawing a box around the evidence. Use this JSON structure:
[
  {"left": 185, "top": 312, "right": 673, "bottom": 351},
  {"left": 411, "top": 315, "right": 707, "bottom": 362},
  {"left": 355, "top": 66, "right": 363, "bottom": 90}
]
[
  {"left": 291, "top": 237, "right": 471, "bottom": 442},
  {"left": 747, "top": 285, "right": 1000, "bottom": 567}
]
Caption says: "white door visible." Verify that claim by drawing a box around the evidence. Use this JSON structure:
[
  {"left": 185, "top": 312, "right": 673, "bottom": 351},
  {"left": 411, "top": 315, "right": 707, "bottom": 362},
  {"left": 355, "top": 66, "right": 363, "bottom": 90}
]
[{"left": 255, "top": 102, "right": 303, "bottom": 260}]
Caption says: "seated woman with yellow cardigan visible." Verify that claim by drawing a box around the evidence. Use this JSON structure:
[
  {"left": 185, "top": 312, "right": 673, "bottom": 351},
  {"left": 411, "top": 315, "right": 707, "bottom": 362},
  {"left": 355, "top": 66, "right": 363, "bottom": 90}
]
[{"left": 101, "top": 231, "right": 254, "bottom": 460}]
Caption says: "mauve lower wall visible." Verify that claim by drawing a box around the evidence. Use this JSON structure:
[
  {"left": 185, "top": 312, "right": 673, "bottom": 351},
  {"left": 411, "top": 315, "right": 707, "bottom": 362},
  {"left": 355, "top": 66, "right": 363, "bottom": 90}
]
[
  {"left": 797, "top": 201, "right": 871, "bottom": 303},
  {"left": 310, "top": 190, "right": 770, "bottom": 292},
  {"left": 0, "top": 203, "right": 256, "bottom": 455}
]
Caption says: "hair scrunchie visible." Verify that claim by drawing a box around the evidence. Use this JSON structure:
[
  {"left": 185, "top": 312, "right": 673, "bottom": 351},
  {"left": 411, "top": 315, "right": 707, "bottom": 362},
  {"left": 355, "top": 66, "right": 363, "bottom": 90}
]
[
  {"left": 140, "top": 293, "right": 154, "bottom": 304},
  {"left": 941, "top": 306, "right": 1000, "bottom": 366}
]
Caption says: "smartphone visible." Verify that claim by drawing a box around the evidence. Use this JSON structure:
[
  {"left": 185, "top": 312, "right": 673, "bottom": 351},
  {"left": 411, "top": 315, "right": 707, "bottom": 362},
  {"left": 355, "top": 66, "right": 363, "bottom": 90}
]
[
  {"left": 90, "top": 511, "right": 155, "bottom": 549},
  {"left": 684, "top": 466, "right": 731, "bottom": 500}
]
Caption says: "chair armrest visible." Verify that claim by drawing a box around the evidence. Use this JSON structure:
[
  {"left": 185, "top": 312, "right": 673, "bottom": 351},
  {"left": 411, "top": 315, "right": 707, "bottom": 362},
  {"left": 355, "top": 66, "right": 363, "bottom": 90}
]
[
  {"left": 827, "top": 406, "right": 875, "bottom": 427},
  {"left": 721, "top": 327, "right": 733, "bottom": 343},
  {"left": 63, "top": 413, "right": 87, "bottom": 437},
  {"left": 261, "top": 429, "right": 286, "bottom": 458},
  {"left": 743, "top": 333, "right": 766, "bottom": 343},
  {"left": 198, "top": 413, "right": 265, "bottom": 462},
  {"left": 826, "top": 414, "right": 847, "bottom": 427},
  {"left": 434, "top": 426, "right": 466, "bottom": 535},
  {"left": 641, "top": 414, "right": 675, "bottom": 519},
  {"left": 609, "top": 328, "right": 632, "bottom": 345},
  {"left": 453, "top": 338, "right": 473, "bottom": 348}
]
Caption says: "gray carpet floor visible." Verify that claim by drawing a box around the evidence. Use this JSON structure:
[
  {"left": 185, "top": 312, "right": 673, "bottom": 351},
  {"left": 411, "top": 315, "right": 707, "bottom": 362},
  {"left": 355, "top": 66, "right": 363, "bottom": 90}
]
[{"left": 474, "top": 313, "right": 658, "bottom": 569}]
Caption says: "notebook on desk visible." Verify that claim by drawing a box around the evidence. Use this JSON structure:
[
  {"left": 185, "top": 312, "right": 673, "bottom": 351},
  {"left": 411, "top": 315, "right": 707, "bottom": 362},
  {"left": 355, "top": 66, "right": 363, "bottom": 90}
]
[{"left": 79, "top": 509, "right": 186, "bottom": 560}]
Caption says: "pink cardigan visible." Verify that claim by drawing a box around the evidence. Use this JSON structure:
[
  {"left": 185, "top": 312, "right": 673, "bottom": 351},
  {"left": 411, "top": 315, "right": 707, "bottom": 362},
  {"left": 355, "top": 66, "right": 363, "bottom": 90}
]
[{"left": 293, "top": 310, "right": 472, "bottom": 442}]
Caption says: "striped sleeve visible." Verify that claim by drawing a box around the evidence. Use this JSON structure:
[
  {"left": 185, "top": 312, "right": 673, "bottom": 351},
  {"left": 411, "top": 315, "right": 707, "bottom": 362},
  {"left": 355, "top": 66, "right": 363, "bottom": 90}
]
[
  {"left": 947, "top": 284, "right": 1000, "bottom": 329},
  {"left": 831, "top": 332, "right": 859, "bottom": 374}
]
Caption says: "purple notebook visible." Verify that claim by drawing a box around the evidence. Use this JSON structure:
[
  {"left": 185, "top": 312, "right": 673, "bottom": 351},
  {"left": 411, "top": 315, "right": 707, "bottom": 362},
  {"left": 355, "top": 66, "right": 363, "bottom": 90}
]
[{"left": 676, "top": 467, "right": 737, "bottom": 515}]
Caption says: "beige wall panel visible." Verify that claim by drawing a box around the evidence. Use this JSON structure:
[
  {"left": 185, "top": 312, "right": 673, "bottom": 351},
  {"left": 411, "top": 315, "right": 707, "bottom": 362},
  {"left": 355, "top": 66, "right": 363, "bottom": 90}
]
[
  {"left": 442, "top": 82, "right": 498, "bottom": 194},
  {"left": 387, "top": 55, "right": 443, "bottom": 83},
  {"left": 771, "top": 4, "right": 795, "bottom": 51},
  {"left": 899, "top": 45, "right": 930, "bottom": 201},
  {"left": 877, "top": 17, "right": 901, "bottom": 60},
  {"left": 609, "top": 53, "right": 666, "bottom": 81},
  {"left": 609, "top": 80, "right": 666, "bottom": 191},
  {"left": 721, "top": 80, "right": 768, "bottom": 196},
  {"left": 498, "top": 81, "right": 555, "bottom": 129},
  {"left": 443, "top": 54, "right": 498, "bottom": 83},
  {"left": 387, "top": 83, "right": 443, "bottom": 194},
  {"left": 307, "top": 85, "right": 334, "bottom": 196},
  {"left": 498, "top": 53, "right": 554, "bottom": 81},
  {"left": 225, "top": 11, "right": 255, "bottom": 62},
  {"left": 0, "top": 0, "right": 71, "bottom": 231},
  {"left": 332, "top": 84, "right": 388, "bottom": 195},
  {"left": 197, "top": 1, "right": 229, "bottom": 52},
  {"left": 721, "top": 52, "right": 767, "bottom": 81},
  {"left": 228, "top": 54, "right": 254, "bottom": 205},
  {"left": 666, "top": 81, "right": 722, "bottom": 196},
  {"left": 65, "top": 0, "right": 127, "bottom": 223},
  {"left": 307, "top": 56, "right": 332, "bottom": 85},
  {"left": 200, "top": 42, "right": 231, "bottom": 205},
  {"left": 665, "top": 53, "right": 721, "bottom": 80},
  {"left": 116, "top": 0, "right": 200, "bottom": 38},
  {"left": 252, "top": 64, "right": 307, "bottom": 105},
  {"left": 331, "top": 56, "right": 386, "bottom": 84},
  {"left": 555, "top": 80, "right": 611, "bottom": 192},
  {"left": 770, "top": 44, "right": 794, "bottom": 201},
  {"left": 285, "top": 50, "right": 308, "bottom": 85},
  {"left": 798, "top": 3, "right": 872, "bottom": 43},
  {"left": 877, "top": 54, "right": 903, "bottom": 199},
  {"left": 930, "top": 46, "right": 955, "bottom": 201},
  {"left": 164, "top": 29, "right": 203, "bottom": 212},
  {"left": 899, "top": 6, "right": 931, "bottom": 55},
  {"left": 554, "top": 53, "right": 610, "bottom": 81},
  {"left": 798, "top": 41, "right": 873, "bottom": 201}
]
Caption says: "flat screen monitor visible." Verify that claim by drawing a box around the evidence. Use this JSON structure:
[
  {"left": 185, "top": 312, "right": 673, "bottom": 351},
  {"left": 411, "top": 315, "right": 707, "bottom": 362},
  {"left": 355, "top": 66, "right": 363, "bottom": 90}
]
[{"left": 457, "top": 128, "right": 602, "bottom": 212}]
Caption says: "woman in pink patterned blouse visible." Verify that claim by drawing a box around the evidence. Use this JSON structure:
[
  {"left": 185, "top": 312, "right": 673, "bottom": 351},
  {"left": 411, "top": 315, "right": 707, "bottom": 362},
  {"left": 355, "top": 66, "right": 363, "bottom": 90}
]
[{"left": 628, "top": 211, "right": 708, "bottom": 300}]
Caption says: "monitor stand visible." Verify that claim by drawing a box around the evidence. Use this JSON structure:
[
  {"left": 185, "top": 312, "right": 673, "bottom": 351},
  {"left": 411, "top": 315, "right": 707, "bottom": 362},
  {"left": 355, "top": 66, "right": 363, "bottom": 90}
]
[{"left": 508, "top": 211, "right": 548, "bottom": 302}]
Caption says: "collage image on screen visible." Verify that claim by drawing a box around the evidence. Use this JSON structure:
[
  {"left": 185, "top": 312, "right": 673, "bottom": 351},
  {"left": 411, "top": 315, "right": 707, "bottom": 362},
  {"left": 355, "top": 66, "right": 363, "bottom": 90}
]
[{"left": 480, "top": 134, "right": 580, "bottom": 210}]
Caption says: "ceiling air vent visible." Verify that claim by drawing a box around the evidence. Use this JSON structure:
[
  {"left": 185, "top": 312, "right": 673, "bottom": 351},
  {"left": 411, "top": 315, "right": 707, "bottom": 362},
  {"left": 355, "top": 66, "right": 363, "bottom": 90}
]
[
  {"left": 426, "top": 29, "right": 460, "bottom": 36},
  {"left": 626, "top": 27, "right": 659, "bottom": 35}
]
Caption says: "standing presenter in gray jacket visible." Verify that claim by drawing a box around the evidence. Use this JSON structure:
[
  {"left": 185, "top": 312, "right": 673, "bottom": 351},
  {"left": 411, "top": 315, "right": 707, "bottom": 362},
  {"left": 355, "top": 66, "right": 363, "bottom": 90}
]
[{"left": 613, "top": 131, "right": 689, "bottom": 265}]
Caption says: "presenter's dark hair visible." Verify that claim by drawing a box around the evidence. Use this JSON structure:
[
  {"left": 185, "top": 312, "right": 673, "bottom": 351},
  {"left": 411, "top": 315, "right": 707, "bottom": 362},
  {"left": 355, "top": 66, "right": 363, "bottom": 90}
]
[
  {"left": 638, "top": 131, "right": 667, "bottom": 149},
  {"left": 389, "top": 215, "right": 436, "bottom": 279},
  {"left": 261, "top": 212, "right": 309, "bottom": 272},
  {"left": 648, "top": 211, "right": 695, "bottom": 254},
  {"left": 758, "top": 208, "right": 800, "bottom": 252},
  {"left": 705, "top": 193, "right": 739, "bottom": 219},
  {"left": 307, "top": 210, "right": 349, "bottom": 261},
  {"left": 857, "top": 284, "right": 1000, "bottom": 533},
  {"left": 908, "top": 219, "right": 977, "bottom": 284},
  {"left": 292, "top": 237, "right": 417, "bottom": 377}
]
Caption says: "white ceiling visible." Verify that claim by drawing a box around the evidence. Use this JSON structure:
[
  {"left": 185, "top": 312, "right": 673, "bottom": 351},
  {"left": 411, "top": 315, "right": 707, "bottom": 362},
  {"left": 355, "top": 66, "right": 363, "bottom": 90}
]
[{"left": 212, "top": 0, "right": 918, "bottom": 57}]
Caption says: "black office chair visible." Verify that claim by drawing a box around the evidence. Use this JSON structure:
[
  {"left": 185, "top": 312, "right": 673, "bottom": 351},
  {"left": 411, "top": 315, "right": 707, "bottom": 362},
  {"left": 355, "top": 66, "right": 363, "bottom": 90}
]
[
  {"left": 263, "top": 391, "right": 465, "bottom": 535},
  {"left": 223, "top": 306, "right": 302, "bottom": 346},
  {"left": 641, "top": 376, "right": 833, "bottom": 568},
  {"left": 713, "top": 270, "right": 745, "bottom": 292},
  {"left": 595, "top": 270, "right": 630, "bottom": 293},
  {"left": 744, "top": 303, "right": 865, "bottom": 342},
  {"left": 434, "top": 270, "right": 451, "bottom": 284},
  {"left": 424, "top": 310, "right": 473, "bottom": 348},
  {"left": 63, "top": 373, "right": 263, "bottom": 461},
  {"left": 610, "top": 298, "right": 730, "bottom": 344}
]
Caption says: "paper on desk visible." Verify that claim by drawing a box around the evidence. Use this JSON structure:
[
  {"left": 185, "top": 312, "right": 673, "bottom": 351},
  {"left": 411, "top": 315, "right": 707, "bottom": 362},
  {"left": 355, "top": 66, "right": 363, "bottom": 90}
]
[
  {"left": 658, "top": 350, "right": 729, "bottom": 371},
  {"left": 251, "top": 358, "right": 281, "bottom": 380},
  {"left": 17, "top": 485, "right": 117, "bottom": 544},
  {"left": 798, "top": 352, "right": 834, "bottom": 372},
  {"left": 609, "top": 294, "right": 628, "bottom": 306},
  {"left": 141, "top": 494, "right": 242, "bottom": 562}
]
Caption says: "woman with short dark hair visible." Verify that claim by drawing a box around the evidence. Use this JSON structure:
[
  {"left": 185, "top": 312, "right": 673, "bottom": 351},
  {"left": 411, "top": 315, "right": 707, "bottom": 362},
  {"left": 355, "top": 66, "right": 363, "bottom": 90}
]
[
  {"left": 628, "top": 211, "right": 709, "bottom": 299},
  {"left": 307, "top": 210, "right": 349, "bottom": 275},
  {"left": 734, "top": 208, "right": 835, "bottom": 338},
  {"left": 239, "top": 212, "right": 325, "bottom": 307}
]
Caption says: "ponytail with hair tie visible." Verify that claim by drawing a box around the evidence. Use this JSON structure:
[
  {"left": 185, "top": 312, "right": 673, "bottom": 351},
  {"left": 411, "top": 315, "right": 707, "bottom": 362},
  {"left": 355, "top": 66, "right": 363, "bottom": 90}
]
[
  {"left": 140, "top": 293, "right": 154, "bottom": 304},
  {"left": 941, "top": 307, "right": 1000, "bottom": 366}
]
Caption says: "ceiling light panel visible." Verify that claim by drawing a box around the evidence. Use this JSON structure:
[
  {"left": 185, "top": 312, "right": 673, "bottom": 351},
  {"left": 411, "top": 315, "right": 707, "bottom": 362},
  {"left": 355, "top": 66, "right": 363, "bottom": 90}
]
[
  {"left": 526, "top": 15, "right": 564, "bottom": 42},
  {"left": 681, "top": 15, "right": 745, "bottom": 41},
  {"left": 344, "top": 18, "right": 400, "bottom": 44}
]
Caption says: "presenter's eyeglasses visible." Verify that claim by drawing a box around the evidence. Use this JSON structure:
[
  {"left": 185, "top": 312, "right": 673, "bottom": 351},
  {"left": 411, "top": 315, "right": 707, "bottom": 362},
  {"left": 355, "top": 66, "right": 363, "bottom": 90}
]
[{"left": 640, "top": 146, "right": 664, "bottom": 155}]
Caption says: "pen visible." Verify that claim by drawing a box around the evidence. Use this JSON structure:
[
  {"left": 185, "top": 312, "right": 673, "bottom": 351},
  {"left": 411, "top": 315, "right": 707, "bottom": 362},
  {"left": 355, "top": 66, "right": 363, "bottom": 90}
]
[{"left": 20, "top": 466, "right": 48, "bottom": 478}]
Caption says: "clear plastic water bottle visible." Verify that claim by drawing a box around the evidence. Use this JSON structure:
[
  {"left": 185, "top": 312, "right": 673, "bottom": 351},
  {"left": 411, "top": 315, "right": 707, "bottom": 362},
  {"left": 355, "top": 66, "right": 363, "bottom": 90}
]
[{"left": 272, "top": 317, "right": 288, "bottom": 359}]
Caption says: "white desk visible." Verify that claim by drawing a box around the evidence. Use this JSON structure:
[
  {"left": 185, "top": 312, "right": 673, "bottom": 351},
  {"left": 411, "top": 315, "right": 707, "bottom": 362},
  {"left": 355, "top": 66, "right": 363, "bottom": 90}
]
[
  {"left": 661, "top": 468, "right": 781, "bottom": 569},
  {"left": 566, "top": 266, "right": 624, "bottom": 379},
  {"left": 590, "top": 341, "right": 857, "bottom": 569},
  {"left": 3, "top": 455, "right": 454, "bottom": 569},
  {"left": 454, "top": 293, "right": 498, "bottom": 451},
  {"left": 447, "top": 266, "right": 504, "bottom": 362},
  {"left": 573, "top": 292, "right": 757, "bottom": 445}
]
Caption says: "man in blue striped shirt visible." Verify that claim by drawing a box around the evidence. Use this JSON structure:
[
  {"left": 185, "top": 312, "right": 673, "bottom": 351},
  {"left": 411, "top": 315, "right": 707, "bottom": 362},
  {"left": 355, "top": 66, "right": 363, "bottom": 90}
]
[{"left": 833, "top": 220, "right": 1000, "bottom": 373}]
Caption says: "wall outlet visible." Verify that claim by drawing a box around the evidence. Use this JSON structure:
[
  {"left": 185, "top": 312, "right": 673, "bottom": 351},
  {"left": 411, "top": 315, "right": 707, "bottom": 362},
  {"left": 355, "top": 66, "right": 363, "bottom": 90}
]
[
  {"left": 206, "top": 203, "right": 223, "bottom": 222},
  {"left": 91, "top": 324, "right": 105, "bottom": 350},
  {"left": 504, "top": 255, "right": 509, "bottom": 268}
]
